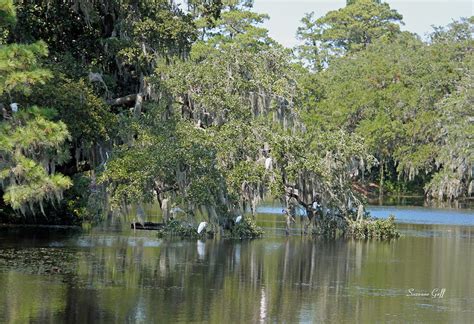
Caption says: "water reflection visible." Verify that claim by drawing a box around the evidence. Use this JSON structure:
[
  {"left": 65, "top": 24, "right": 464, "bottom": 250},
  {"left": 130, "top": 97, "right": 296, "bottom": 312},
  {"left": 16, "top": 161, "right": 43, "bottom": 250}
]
[
  {"left": 197, "top": 240, "right": 206, "bottom": 260},
  {"left": 0, "top": 222, "right": 473, "bottom": 323}
]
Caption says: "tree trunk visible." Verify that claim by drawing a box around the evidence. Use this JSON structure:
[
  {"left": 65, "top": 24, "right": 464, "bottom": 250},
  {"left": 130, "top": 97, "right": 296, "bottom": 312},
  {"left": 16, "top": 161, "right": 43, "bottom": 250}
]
[{"left": 379, "top": 161, "right": 384, "bottom": 201}]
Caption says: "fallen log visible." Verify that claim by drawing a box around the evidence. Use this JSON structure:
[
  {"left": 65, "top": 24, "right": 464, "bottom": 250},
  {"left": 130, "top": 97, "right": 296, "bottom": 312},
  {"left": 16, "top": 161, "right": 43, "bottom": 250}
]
[{"left": 131, "top": 222, "right": 165, "bottom": 230}]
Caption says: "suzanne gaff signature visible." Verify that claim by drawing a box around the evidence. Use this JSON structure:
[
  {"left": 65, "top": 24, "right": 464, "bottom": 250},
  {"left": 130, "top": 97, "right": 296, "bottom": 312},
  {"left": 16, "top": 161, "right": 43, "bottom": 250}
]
[{"left": 407, "top": 288, "right": 446, "bottom": 298}]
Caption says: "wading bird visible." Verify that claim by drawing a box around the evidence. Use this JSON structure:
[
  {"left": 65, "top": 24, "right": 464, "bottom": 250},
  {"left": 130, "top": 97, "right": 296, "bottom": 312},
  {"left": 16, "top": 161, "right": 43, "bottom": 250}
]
[{"left": 197, "top": 222, "right": 207, "bottom": 234}]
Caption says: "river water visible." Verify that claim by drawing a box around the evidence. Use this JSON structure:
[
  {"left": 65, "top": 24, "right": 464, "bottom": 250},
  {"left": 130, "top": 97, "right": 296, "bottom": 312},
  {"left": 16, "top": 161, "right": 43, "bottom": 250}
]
[{"left": 0, "top": 205, "right": 473, "bottom": 323}]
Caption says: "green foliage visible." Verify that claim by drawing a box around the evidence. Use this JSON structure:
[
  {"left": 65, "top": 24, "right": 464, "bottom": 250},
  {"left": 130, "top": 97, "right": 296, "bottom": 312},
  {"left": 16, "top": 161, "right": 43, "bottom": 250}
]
[
  {"left": 0, "top": 1, "right": 72, "bottom": 217},
  {"left": 0, "top": 1, "right": 51, "bottom": 97},
  {"left": 100, "top": 108, "right": 223, "bottom": 210},
  {"left": 2, "top": 0, "right": 468, "bottom": 231},
  {"left": 271, "top": 127, "right": 376, "bottom": 219},
  {"left": 4, "top": 1, "right": 272, "bottom": 224},
  {"left": 12, "top": 0, "right": 203, "bottom": 95},
  {"left": 27, "top": 77, "right": 115, "bottom": 149},
  {"left": 424, "top": 73, "right": 473, "bottom": 200},
  {"left": 156, "top": 219, "right": 214, "bottom": 239},
  {"left": 200, "top": 8, "right": 271, "bottom": 48},
  {"left": 430, "top": 17, "right": 474, "bottom": 43},
  {"left": 227, "top": 217, "right": 263, "bottom": 239},
  {"left": 163, "top": 38, "right": 297, "bottom": 123},
  {"left": 0, "top": 109, "right": 71, "bottom": 214},
  {"left": 297, "top": 0, "right": 402, "bottom": 68},
  {"left": 100, "top": 4, "right": 381, "bottom": 233},
  {"left": 0, "top": 0, "right": 15, "bottom": 29},
  {"left": 383, "top": 179, "right": 412, "bottom": 196},
  {"left": 301, "top": 19, "right": 473, "bottom": 200},
  {"left": 312, "top": 215, "right": 345, "bottom": 238},
  {"left": 0, "top": 41, "right": 51, "bottom": 96},
  {"left": 347, "top": 215, "right": 400, "bottom": 239},
  {"left": 0, "top": 0, "right": 13, "bottom": 43},
  {"left": 102, "top": 11, "right": 301, "bottom": 224},
  {"left": 63, "top": 173, "right": 105, "bottom": 223}
]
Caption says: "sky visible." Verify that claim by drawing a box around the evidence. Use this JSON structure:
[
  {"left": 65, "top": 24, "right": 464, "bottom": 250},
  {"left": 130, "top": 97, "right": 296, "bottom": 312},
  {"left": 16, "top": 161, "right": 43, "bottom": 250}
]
[{"left": 252, "top": 0, "right": 473, "bottom": 47}]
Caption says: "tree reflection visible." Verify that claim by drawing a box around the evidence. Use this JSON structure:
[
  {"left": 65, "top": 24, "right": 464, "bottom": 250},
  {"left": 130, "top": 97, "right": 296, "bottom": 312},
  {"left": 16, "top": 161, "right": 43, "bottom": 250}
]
[{"left": 0, "top": 225, "right": 472, "bottom": 322}]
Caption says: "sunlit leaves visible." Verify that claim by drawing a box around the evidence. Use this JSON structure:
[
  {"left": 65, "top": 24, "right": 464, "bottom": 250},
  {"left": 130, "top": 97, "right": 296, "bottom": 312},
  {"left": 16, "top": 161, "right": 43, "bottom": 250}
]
[
  {"left": 296, "top": 0, "right": 403, "bottom": 68},
  {"left": 0, "top": 41, "right": 51, "bottom": 95}
]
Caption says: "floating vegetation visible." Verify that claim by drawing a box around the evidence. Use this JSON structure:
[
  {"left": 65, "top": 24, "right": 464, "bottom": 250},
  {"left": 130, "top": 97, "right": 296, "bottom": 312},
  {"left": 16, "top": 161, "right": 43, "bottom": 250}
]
[{"left": 0, "top": 248, "right": 79, "bottom": 275}]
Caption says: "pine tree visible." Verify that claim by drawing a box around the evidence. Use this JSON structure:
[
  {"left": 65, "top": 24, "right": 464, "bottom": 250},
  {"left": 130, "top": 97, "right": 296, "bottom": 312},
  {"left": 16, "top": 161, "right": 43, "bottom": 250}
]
[
  {"left": 297, "top": 0, "right": 402, "bottom": 68},
  {"left": 0, "top": 0, "right": 71, "bottom": 216}
]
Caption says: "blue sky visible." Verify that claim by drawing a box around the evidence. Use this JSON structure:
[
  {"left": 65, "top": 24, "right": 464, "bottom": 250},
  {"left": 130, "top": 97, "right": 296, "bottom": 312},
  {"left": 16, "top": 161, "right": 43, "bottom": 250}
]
[{"left": 252, "top": 0, "right": 473, "bottom": 47}]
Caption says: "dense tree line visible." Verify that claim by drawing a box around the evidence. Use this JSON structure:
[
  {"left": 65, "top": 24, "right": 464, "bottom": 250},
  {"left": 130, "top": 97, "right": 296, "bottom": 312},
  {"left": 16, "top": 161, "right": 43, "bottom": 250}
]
[
  {"left": 0, "top": 0, "right": 471, "bottom": 234},
  {"left": 297, "top": 1, "right": 473, "bottom": 200}
]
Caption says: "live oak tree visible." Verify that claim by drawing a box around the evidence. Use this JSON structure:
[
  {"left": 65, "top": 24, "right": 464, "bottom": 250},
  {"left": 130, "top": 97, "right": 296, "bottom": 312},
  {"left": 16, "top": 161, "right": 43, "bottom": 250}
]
[
  {"left": 101, "top": 5, "right": 298, "bottom": 225},
  {"left": 101, "top": 4, "right": 376, "bottom": 236}
]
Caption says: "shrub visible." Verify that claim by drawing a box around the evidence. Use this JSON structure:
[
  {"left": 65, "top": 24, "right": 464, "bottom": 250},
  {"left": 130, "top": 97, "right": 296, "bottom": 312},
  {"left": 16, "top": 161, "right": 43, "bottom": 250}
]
[
  {"left": 227, "top": 217, "right": 264, "bottom": 239},
  {"left": 156, "top": 219, "right": 214, "bottom": 239},
  {"left": 347, "top": 215, "right": 400, "bottom": 239}
]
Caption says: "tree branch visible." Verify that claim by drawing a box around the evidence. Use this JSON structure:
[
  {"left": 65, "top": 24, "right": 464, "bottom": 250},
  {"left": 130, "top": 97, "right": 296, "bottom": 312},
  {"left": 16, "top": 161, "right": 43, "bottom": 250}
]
[{"left": 106, "top": 94, "right": 137, "bottom": 106}]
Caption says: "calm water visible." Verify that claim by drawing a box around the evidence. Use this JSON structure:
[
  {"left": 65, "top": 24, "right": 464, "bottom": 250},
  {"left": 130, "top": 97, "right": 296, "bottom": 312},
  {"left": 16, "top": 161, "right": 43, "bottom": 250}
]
[{"left": 0, "top": 206, "right": 473, "bottom": 323}]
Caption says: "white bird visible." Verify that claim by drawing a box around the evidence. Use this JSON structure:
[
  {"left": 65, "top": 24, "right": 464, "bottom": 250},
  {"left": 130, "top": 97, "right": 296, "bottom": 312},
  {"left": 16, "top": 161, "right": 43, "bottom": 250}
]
[
  {"left": 10, "top": 103, "right": 18, "bottom": 113},
  {"left": 197, "top": 222, "right": 207, "bottom": 234},
  {"left": 235, "top": 215, "right": 243, "bottom": 224},
  {"left": 264, "top": 157, "right": 272, "bottom": 170}
]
